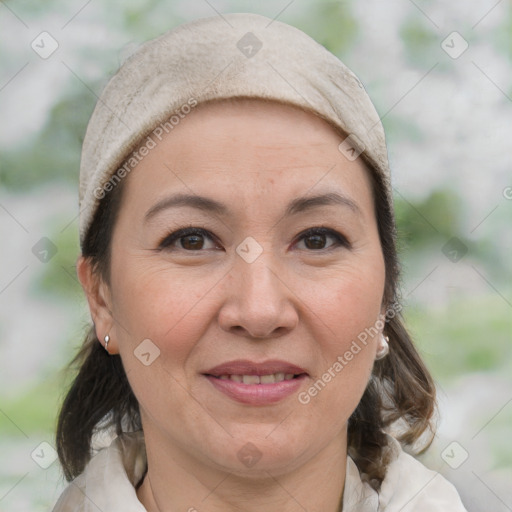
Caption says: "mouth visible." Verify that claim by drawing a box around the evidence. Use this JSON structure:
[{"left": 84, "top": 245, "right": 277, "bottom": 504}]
[
  {"left": 202, "top": 359, "right": 309, "bottom": 405},
  {"left": 205, "top": 372, "right": 306, "bottom": 384},
  {"left": 203, "top": 359, "right": 308, "bottom": 381}
]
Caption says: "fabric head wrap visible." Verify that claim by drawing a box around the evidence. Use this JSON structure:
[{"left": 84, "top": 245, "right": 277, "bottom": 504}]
[{"left": 78, "top": 12, "right": 391, "bottom": 248}]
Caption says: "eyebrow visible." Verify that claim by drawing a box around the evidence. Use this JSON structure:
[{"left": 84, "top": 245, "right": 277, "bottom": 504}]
[{"left": 144, "top": 191, "right": 361, "bottom": 223}]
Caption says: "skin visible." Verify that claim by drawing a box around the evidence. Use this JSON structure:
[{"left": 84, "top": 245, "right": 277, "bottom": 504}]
[{"left": 78, "top": 99, "right": 387, "bottom": 512}]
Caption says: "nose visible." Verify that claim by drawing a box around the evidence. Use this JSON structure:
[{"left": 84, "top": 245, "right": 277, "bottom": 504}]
[{"left": 217, "top": 254, "right": 299, "bottom": 339}]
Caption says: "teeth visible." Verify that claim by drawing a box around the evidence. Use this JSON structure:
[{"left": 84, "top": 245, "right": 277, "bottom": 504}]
[
  {"left": 242, "top": 375, "right": 260, "bottom": 385},
  {"left": 275, "top": 372, "right": 285, "bottom": 382},
  {"left": 215, "top": 373, "right": 298, "bottom": 384}
]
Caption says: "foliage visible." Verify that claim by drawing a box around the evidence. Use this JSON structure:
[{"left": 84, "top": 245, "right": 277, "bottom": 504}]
[
  {"left": 0, "top": 88, "right": 93, "bottom": 190},
  {"left": 406, "top": 293, "right": 512, "bottom": 381},
  {"left": 400, "top": 16, "right": 439, "bottom": 66}
]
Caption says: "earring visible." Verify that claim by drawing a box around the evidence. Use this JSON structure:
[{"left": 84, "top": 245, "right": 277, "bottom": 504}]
[
  {"left": 375, "top": 334, "right": 389, "bottom": 360},
  {"left": 104, "top": 334, "right": 110, "bottom": 353}
]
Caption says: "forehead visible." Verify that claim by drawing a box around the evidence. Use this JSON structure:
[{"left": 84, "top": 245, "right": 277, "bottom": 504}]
[{"left": 120, "top": 98, "right": 375, "bottom": 218}]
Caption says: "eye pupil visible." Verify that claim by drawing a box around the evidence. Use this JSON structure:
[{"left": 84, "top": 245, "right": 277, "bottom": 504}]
[
  {"left": 181, "top": 235, "right": 204, "bottom": 250},
  {"left": 305, "top": 234, "right": 326, "bottom": 250}
]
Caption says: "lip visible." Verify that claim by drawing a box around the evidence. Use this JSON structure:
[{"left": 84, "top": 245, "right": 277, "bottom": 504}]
[
  {"left": 204, "top": 374, "right": 308, "bottom": 405},
  {"left": 204, "top": 359, "right": 308, "bottom": 377},
  {"left": 202, "top": 359, "right": 309, "bottom": 406}
]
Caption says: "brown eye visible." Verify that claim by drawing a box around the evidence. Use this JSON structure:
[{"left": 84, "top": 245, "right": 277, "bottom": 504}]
[
  {"left": 295, "top": 227, "right": 349, "bottom": 251},
  {"left": 159, "top": 228, "right": 218, "bottom": 251},
  {"left": 303, "top": 233, "right": 329, "bottom": 250},
  {"left": 180, "top": 233, "right": 205, "bottom": 250}
]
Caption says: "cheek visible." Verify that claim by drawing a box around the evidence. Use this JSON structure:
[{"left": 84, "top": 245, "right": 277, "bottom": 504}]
[
  {"left": 109, "top": 261, "right": 221, "bottom": 420},
  {"left": 109, "top": 257, "right": 220, "bottom": 356},
  {"left": 309, "top": 264, "right": 385, "bottom": 351},
  {"left": 299, "top": 261, "right": 385, "bottom": 413}
]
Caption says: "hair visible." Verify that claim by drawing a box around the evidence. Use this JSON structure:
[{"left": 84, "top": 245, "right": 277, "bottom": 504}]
[{"left": 56, "top": 98, "right": 436, "bottom": 490}]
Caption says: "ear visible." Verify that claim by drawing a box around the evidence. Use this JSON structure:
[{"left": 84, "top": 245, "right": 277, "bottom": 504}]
[{"left": 76, "top": 255, "right": 119, "bottom": 354}]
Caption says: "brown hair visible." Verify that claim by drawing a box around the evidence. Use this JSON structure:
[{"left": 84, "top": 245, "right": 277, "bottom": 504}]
[{"left": 56, "top": 102, "right": 436, "bottom": 489}]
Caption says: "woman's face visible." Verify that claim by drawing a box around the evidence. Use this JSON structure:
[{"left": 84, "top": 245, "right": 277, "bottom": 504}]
[{"left": 93, "top": 99, "right": 386, "bottom": 475}]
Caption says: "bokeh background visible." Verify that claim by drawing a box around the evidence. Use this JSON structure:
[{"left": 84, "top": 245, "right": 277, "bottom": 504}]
[{"left": 1, "top": 0, "right": 511, "bottom": 510}]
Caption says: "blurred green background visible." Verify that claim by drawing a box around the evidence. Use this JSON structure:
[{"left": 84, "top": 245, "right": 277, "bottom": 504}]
[{"left": 0, "top": 1, "right": 511, "bottom": 510}]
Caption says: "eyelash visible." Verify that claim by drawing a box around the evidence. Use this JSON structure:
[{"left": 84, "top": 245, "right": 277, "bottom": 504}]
[{"left": 157, "top": 226, "right": 350, "bottom": 252}]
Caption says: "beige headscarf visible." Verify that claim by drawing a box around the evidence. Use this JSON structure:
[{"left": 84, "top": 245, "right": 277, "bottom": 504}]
[{"left": 78, "top": 12, "right": 391, "bottom": 248}]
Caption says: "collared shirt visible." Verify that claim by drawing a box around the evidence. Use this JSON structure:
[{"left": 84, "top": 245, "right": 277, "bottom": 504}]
[{"left": 52, "top": 431, "right": 468, "bottom": 511}]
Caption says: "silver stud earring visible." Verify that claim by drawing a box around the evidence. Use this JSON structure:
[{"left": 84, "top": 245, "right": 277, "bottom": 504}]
[
  {"left": 375, "top": 334, "right": 389, "bottom": 360},
  {"left": 104, "top": 334, "right": 110, "bottom": 353}
]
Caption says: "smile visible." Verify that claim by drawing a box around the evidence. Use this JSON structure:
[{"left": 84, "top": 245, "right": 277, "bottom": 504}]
[
  {"left": 210, "top": 372, "right": 301, "bottom": 384},
  {"left": 203, "top": 373, "right": 308, "bottom": 405}
]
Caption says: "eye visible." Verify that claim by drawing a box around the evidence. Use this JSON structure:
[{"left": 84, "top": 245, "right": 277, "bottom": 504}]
[
  {"left": 158, "top": 227, "right": 219, "bottom": 251},
  {"left": 294, "top": 227, "right": 350, "bottom": 251},
  {"left": 158, "top": 226, "right": 350, "bottom": 252}
]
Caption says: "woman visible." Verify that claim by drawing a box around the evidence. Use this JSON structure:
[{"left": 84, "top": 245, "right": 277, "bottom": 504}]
[{"left": 53, "top": 12, "right": 467, "bottom": 511}]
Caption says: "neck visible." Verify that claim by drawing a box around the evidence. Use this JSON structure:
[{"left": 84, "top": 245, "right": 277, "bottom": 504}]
[{"left": 137, "top": 425, "right": 348, "bottom": 512}]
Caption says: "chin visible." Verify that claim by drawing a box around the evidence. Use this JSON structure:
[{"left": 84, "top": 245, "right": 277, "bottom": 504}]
[{"left": 205, "top": 426, "right": 312, "bottom": 476}]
